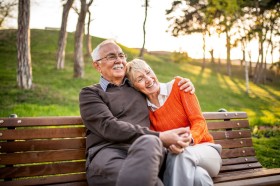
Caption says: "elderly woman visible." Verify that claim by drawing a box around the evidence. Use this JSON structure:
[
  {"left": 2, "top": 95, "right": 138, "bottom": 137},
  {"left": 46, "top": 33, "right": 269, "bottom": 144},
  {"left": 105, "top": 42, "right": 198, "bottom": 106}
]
[{"left": 126, "top": 58, "right": 222, "bottom": 186}]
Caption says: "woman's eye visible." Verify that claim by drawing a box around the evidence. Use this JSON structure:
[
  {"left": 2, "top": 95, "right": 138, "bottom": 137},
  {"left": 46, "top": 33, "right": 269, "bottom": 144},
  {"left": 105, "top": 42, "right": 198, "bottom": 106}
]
[{"left": 137, "top": 78, "right": 143, "bottom": 83}]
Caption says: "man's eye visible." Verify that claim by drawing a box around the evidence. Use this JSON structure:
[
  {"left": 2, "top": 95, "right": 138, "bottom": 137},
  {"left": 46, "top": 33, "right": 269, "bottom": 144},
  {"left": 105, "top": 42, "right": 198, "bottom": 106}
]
[
  {"left": 119, "top": 54, "right": 125, "bottom": 58},
  {"left": 107, "top": 55, "right": 116, "bottom": 60}
]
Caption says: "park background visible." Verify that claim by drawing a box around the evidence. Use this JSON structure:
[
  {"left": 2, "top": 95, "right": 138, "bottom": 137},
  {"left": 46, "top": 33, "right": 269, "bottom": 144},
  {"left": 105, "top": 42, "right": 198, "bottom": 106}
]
[{"left": 0, "top": 0, "right": 279, "bottom": 168}]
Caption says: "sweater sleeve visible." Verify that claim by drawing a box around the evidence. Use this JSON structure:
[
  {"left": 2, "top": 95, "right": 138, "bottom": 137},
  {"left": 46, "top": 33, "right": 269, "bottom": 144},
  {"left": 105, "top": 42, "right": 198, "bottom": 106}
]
[
  {"left": 79, "top": 87, "right": 159, "bottom": 144},
  {"left": 176, "top": 78, "right": 208, "bottom": 144}
]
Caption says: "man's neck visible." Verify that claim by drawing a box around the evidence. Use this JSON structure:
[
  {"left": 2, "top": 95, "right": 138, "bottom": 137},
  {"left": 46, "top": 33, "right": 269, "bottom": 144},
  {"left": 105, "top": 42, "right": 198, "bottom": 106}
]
[
  {"left": 102, "top": 76, "right": 125, "bottom": 86},
  {"left": 110, "top": 78, "right": 125, "bottom": 86}
]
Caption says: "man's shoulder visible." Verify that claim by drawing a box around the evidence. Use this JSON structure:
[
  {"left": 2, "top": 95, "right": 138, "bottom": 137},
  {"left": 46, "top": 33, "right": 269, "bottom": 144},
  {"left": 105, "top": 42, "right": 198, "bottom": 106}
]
[{"left": 80, "top": 84, "right": 102, "bottom": 93}]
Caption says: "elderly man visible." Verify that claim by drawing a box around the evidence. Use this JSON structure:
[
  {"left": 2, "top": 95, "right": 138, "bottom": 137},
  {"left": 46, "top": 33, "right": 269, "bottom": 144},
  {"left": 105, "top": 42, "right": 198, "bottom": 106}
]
[{"left": 79, "top": 39, "right": 194, "bottom": 186}]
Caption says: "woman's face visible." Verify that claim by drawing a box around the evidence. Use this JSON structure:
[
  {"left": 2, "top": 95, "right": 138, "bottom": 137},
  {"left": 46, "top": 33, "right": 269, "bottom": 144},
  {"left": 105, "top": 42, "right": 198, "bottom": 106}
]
[{"left": 132, "top": 67, "right": 160, "bottom": 96}]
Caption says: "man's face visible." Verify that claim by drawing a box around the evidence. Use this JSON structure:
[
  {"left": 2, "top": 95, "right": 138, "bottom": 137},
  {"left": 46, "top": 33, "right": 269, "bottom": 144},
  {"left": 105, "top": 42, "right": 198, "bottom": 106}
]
[{"left": 94, "top": 43, "right": 127, "bottom": 84}]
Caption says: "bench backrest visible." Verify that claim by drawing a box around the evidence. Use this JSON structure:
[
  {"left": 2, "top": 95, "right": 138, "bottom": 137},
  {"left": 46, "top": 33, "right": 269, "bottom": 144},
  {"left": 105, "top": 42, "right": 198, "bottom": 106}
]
[
  {"left": 0, "top": 112, "right": 261, "bottom": 185},
  {"left": 203, "top": 112, "right": 262, "bottom": 173},
  {"left": 0, "top": 116, "right": 87, "bottom": 185}
]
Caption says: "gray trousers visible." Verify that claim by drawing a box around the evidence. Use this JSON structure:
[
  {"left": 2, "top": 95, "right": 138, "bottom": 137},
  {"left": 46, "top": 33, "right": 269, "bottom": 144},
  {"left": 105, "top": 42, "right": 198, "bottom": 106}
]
[
  {"left": 86, "top": 135, "right": 165, "bottom": 186},
  {"left": 163, "top": 143, "right": 222, "bottom": 186}
]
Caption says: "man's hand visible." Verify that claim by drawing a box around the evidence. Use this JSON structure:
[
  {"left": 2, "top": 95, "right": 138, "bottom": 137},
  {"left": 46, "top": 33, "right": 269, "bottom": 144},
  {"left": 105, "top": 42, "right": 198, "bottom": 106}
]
[
  {"left": 159, "top": 128, "right": 190, "bottom": 148},
  {"left": 175, "top": 76, "right": 195, "bottom": 94}
]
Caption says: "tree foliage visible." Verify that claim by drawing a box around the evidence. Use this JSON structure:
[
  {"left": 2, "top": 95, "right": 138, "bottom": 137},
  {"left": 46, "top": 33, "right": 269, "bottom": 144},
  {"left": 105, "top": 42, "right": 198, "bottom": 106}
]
[
  {"left": 166, "top": 0, "right": 280, "bottom": 85},
  {"left": 0, "top": 0, "right": 17, "bottom": 28}
]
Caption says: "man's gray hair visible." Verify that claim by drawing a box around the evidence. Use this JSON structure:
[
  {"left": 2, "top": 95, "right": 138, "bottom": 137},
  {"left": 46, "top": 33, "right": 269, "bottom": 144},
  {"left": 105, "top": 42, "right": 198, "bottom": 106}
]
[{"left": 91, "top": 39, "right": 117, "bottom": 62}]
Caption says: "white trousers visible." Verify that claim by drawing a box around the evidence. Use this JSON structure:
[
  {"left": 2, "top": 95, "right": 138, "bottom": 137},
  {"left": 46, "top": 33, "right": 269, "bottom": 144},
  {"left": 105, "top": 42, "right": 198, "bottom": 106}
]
[{"left": 163, "top": 143, "right": 222, "bottom": 186}]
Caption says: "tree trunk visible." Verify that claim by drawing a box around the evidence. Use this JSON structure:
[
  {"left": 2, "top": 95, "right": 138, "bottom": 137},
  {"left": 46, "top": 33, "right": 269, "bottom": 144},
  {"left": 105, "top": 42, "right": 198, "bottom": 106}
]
[
  {"left": 73, "top": 0, "right": 94, "bottom": 78},
  {"left": 226, "top": 29, "right": 231, "bottom": 76},
  {"left": 17, "top": 0, "right": 32, "bottom": 89},
  {"left": 279, "top": 40, "right": 280, "bottom": 63},
  {"left": 56, "top": 0, "right": 74, "bottom": 69},
  {"left": 248, "top": 51, "right": 253, "bottom": 78},
  {"left": 254, "top": 32, "right": 264, "bottom": 84},
  {"left": 245, "top": 56, "right": 250, "bottom": 94},
  {"left": 210, "top": 49, "right": 214, "bottom": 64},
  {"left": 202, "top": 32, "right": 206, "bottom": 69},
  {"left": 241, "top": 49, "right": 245, "bottom": 67},
  {"left": 86, "top": 9, "right": 92, "bottom": 56},
  {"left": 139, "top": 0, "right": 148, "bottom": 58},
  {"left": 74, "top": 0, "right": 87, "bottom": 78}
]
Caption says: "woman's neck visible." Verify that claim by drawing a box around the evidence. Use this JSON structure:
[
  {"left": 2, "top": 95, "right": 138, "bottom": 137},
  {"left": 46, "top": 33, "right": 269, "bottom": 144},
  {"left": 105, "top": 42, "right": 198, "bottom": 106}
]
[{"left": 147, "top": 91, "right": 160, "bottom": 107}]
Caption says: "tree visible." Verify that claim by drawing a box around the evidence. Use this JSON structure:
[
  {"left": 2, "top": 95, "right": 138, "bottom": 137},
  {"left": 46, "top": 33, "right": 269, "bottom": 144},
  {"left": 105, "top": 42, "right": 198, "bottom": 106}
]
[
  {"left": 166, "top": 0, "right": 214, "bottom": 69},
  {"left": 172, "top": 50, "right": 190, "bottom": 64},
  {"left": 249, "top": 0, "right": 280, "bottom": 84},
  {"left": 17, "top": 0, "right": 32, "bottom": 89},
  {"left": 139, "top": 0, "right": 149, "bottom": 58},
  {"left": 210, "top": 0, "right": 244, "bottom": 76},
  {"left": 0, "top": 0, "right": 17, "bottom": 28},
  {"left": 86, "top": 7, "right": 93, "bottom": 56},
  {"left": 233, "top": 12, "right": 255, "bottom": 93},
  {"left": 74, "top": 0, "right": 93, "bottom": 78},
  {"left": 56, "top": 0, "right": 74, "bottom": 70},
  {"left": 166, "top": 0, "right": 246, "bottom": 76}
]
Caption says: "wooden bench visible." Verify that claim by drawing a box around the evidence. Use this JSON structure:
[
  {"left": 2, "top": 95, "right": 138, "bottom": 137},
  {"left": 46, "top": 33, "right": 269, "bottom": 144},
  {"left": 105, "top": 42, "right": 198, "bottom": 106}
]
[{"left": 1, "top": 112, "right": 280, "bottom": 186}]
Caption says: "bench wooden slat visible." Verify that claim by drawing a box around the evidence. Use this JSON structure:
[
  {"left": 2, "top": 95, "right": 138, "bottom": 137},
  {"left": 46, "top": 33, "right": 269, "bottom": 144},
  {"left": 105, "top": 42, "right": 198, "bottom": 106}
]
[
  {"left": 214, "top": 168, "right": 280, "bottom": 185},
  {"left": 202, "top": 112, "right": 247, "bottom": 120},
  {"left": 46, "top": 182, "right": 88, "bottom": 186},
  {"left": 0, "top": 161, "right": 85, "bottom": 179},
  {"left": 0, "top": 127, "right": 86, "bottom": 140},
  {"left": 0, "top": 149, "right": 85, "bottom": 165},
  {"left": 222, "top": 156, "right": 259, "bottom": 165},
  {"left": 207, "top": 120, "right": 249, "bottom": 130},
  {"left": 220, "top": 162, "right": 262, "bottom": 172},
  {"left": 215, "top": 175, "right": 280, "bottom": 186},
  {"left": 0, "top": 138, "right": 86, "bottom": 153},
  {"left": 215, "top": 138, "right": 253, "bottom": 148},
  {"left": 210, "top": 129, "right": 251, "bottom": 140},
  {"left": 0, "top": 174, "right": 87, "bottom": 186},
  {"left": 221, "top": 147, "right": 256, "bottom": 158},
  {"left": 0, "top": 116, "right": 83, "bottom": 127}
]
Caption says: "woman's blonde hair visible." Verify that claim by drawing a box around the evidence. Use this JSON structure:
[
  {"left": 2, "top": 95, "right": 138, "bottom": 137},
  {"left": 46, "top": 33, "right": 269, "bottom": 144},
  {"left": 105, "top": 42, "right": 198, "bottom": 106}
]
[{"left": 126, "top": 58, "right": 151, "bottom": 85}]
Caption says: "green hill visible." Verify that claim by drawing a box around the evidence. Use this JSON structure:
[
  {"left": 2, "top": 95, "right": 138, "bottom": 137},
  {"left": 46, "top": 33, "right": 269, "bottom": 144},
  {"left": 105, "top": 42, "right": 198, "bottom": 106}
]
[{"left": 0, "top": 29, "right": 279, "bottom": 168}]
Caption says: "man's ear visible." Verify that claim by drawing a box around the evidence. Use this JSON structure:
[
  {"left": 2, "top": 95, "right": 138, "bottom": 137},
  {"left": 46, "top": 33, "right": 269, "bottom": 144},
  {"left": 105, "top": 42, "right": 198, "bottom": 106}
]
[{"left": 93, "top": 62, "right": 101, "bottom": 73}]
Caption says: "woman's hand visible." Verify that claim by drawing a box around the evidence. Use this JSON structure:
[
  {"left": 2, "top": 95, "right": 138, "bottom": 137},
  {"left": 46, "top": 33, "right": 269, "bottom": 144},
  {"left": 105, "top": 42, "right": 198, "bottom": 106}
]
[{"left": 168, "top": 133, "right": 192, "bottom": 154}]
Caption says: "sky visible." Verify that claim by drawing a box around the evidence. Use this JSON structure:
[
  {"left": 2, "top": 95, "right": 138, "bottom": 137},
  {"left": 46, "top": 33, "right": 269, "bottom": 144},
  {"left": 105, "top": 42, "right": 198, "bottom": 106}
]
[{"left": 5, "top": 0, "right": 279, "bottom": 62}]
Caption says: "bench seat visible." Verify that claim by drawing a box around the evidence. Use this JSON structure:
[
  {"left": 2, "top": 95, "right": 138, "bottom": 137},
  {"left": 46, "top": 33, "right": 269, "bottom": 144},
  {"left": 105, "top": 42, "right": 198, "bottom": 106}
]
[{"left": 1, "top": 112, "right": 280, "bottom": 185}]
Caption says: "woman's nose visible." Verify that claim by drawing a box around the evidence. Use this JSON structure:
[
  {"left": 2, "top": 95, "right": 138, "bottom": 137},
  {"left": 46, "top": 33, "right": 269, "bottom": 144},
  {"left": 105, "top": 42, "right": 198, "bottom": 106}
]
[{"left": 145, "top": 76, "right": 152, "bottom": 83}]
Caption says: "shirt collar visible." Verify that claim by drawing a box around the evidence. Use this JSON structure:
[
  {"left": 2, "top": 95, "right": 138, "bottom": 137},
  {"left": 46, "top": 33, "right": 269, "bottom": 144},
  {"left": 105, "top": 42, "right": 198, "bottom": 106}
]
[
  {"left": 99, "top": 76, "right": 129, "bottom": 91},
  {"left": 159, "top": 82, "right": 168, "bottom": 96},
  {"left": 146, "top": 82, "right": 168, "bottom": 108}
]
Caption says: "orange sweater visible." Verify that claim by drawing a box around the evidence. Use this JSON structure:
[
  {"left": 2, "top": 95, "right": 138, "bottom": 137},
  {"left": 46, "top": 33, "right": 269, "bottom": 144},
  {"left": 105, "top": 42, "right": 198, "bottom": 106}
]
[{"left": 149, "top": 78, "right": 214, "bottom": 145}]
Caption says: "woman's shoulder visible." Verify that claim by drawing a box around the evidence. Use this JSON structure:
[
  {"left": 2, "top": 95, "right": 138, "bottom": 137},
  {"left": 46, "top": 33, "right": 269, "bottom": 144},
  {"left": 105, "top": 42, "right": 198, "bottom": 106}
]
[
  {"left": 174, "top": 76, "right": 183, "bottom": 83},
  {"left": 170, "top": 77, "right": 182, "bottom": 91}
]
